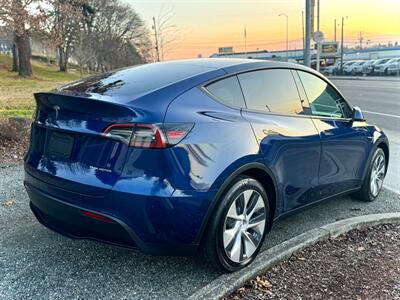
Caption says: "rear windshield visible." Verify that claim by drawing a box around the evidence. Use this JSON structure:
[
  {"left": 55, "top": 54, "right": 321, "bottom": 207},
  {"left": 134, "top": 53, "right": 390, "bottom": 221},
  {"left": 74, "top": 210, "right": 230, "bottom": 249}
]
[{"left": 58, "top": 63, "right": 213, "bottom": 97}]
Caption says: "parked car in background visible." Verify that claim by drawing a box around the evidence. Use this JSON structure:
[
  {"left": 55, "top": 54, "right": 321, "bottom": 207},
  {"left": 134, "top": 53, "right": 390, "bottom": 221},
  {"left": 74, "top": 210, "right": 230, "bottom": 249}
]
[
  {"left": 332, "top": 61, "right": 351, "bottom": 75},
  {"left": 387, "top": 58, "right": 400, "bottom": 75},
  {"left": 361, "top": 60, "right": 375, "bottom": 74},
  {"left": 24, "top": 59, "right": 389, "bottom": 271},
  {"left": 374, "top": 58, "right": 398, "bottom": 75},
  {"left": 351, "top": 61, "right": 367, "bottom": 75},
  {"left": 363, "top": 58, "right": 391, "bottom": 76},
  {"left": 323, "top": 61, "right": 341, "bottom": 75},
  {"left": 343, "top": 61, "right": 360, "bottom": 75}
]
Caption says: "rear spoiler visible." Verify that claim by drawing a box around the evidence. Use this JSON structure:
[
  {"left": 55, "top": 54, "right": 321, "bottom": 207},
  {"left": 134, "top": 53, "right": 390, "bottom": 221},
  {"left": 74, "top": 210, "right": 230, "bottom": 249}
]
[{"left": 34, "top": 92, "right": 137, "bottom": 134}]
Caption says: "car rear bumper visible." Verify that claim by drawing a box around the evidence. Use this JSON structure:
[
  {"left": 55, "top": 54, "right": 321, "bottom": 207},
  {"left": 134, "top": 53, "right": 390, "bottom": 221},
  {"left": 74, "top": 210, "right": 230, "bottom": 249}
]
[
  {"left": 24, "top": 170, "right": 207, "bottom": 256},
  {"left": 28, "top": 184, "right": 138, "bottom": 249}
]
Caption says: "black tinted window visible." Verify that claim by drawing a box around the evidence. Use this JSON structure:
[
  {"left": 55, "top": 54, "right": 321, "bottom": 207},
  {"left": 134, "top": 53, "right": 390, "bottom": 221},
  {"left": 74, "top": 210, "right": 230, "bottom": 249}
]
[
  {"left": 238, "top": 69, "right": 303, "bottom": 115},
  {"left": 59, "top": 63, "right": 213, "bottom": 98},
  {"left": 206, "top": 76, "right": 246, "bottom": 108},
  {"left": 298, "top": 71, "right": 351, "bottom": 118}
]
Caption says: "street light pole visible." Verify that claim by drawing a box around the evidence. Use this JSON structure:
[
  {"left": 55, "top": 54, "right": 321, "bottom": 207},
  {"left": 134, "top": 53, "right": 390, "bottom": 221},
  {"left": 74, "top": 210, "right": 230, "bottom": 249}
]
[
  {"left": 244, "top": 25, "right": 247, "bottom": 56},
  {"left": 279, "top": 13, "right": 289, "bottom": 61},
  {"left": 304, "top": 0, "right": 311, "bottom": 67},
  {"left": 302, "top": 11, "right": 305, "bottom": 51},
  {"left": 340, "top": 16, "right": 347, "bottom": 75},
  {"left": 315, "top": 0, "right": 321, "bottom": 72},
  {"left": 334, "top": 19, "right": 337, "bottom": 42}
]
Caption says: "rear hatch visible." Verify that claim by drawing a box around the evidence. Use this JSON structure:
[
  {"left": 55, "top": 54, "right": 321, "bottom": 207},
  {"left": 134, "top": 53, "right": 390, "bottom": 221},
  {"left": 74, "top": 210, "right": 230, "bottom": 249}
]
[{"left": 25, "top": 92, "right": 137, "bottom": 196}]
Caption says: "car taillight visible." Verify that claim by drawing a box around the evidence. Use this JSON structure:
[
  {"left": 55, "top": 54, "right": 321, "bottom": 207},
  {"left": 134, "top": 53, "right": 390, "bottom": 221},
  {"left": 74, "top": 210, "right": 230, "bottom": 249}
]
[
  {"left": 102, "top": 123, "right": 193, "bottom": 149},
  {"left": 80, "top": 209, "right": 115, "bottom": 223}
]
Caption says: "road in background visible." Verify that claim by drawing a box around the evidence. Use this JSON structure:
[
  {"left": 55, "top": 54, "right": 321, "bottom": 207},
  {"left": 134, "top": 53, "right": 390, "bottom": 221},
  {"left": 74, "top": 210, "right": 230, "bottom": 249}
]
[{"left": 332, "top": 78, "right": 400, "bottom": 193}]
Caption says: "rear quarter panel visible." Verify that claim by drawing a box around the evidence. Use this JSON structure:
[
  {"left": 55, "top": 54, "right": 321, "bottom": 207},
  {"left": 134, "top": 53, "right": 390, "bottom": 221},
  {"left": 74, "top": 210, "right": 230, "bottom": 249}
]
[{"left": 164, "top": 87, "right": 262, "bottom": 193}]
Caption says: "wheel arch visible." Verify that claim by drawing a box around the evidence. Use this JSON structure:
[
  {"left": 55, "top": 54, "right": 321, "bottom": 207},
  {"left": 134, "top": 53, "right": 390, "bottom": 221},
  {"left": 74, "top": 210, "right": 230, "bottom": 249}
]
[
  {"left": 195, "top": 162, "right": 279, "bottom": 245},
  {"left": 362, "top": 137, "right": 390, "bottom": 182},
  {"left": 377, "top": 141, "right": 389, "bottom": 175}
]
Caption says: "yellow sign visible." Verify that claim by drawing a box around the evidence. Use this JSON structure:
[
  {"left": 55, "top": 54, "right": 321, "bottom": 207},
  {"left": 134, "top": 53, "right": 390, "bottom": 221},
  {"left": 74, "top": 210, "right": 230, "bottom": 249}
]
[
  {"left": 321, "top": 43, "right": 338, "bottom": 54},
  {"left": 218, "top": 47, "right": 233, "bottom": 54}
]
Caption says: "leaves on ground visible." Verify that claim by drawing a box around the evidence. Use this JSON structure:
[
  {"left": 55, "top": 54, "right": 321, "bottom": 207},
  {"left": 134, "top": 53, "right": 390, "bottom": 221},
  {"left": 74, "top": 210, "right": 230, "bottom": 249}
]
[
  {"left": 2, "top": 199, "right": 16, "bottom": 207},
  {"left": 225, "top": 224, "right": 400, "bottom": 299}
]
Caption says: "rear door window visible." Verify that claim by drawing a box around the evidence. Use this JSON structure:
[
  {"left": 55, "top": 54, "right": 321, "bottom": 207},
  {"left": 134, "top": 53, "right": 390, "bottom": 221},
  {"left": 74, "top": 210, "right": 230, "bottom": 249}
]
[
  {"left": 205, "top": 76, "right": 246, "bottom": 108},
  {"left": 237, "top": 69, "right": 304, "bottom": 115}
]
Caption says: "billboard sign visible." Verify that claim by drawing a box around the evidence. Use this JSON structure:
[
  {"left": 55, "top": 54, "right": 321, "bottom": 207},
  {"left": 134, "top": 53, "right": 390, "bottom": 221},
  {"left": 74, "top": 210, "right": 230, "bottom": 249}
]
[
  {"left": 320, "top": 42, "right": 339, "bottom": 57},
  {"left": 218, "top": 47, "right": 233, "bottom": 54}
]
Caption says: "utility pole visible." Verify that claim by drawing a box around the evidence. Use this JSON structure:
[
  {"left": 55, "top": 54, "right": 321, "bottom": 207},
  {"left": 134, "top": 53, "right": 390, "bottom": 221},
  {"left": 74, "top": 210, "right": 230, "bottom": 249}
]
[
  {"left": 317, "top": 0, "right": 320, "bottom": 32},
  {"left": 304, "top": 0, "right": 311, "bottom": 67},
  {"left": 315, "top": 0, "right": 321, "bottom": 72},
  {"left": 279, "top": 13, "right": 289, "bottom": 61},
  {"left": 334, "top": 19, "right": 337, "bottom": 42},
  {"left": 152, "top": 16, "right": 160, "bottom": 62},
  {"left": 358, "top": 31, "right": 364, "bottom": 49},
  {"left": 340, "top": 16, "right": 346, "bottom": 75},
  {"left": 244, "top": 26, "right": 247, "bottom": 56},
  {"left": 302, "top": 11, "right": 305, "bottom": 51}
]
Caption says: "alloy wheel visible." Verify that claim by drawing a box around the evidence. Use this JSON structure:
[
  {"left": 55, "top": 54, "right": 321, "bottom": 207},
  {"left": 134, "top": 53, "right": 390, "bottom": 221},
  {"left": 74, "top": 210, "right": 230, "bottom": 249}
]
[
  {"left": 370, "top": 152, "right": 385, "bottom": 197},
  {"left": 222, "top": 189, "right": 266, "bottom": 263}
]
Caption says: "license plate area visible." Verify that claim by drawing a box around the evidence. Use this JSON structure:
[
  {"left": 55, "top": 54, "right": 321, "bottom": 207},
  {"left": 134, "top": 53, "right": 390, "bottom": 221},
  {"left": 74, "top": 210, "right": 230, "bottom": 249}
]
[{"left": 45, "top": 131, "right": 74, "bottom": 159}]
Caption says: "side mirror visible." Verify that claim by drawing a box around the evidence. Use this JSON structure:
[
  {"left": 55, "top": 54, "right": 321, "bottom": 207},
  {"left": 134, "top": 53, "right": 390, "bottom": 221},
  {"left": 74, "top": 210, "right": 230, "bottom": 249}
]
[{"left": 352, "top": 106, "right": 365, "bottom": 121}]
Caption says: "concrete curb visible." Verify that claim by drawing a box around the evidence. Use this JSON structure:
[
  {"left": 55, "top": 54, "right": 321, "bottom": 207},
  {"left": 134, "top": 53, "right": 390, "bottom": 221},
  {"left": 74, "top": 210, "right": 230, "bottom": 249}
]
[{"left": 188, "top": 212, "right": 400, "bottom": 300}]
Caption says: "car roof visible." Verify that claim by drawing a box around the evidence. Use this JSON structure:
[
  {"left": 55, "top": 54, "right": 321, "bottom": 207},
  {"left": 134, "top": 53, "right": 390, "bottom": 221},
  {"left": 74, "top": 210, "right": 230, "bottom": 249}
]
[
  {"left": 156, "top": 58, "right": 309, "bottom": 72},
  {"left": 56, "top": 58, "right": 326, "bottom": 110},
  {"left": 58, "top": 58, "right": 315, "bottom": 98}
]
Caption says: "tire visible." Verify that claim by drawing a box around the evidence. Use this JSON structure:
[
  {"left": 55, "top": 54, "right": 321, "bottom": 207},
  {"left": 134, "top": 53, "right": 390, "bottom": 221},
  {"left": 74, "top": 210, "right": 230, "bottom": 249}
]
[
  {"left": 352, "top": 148, "right": 386, "bottom": 202},
  {"left": 203, "top": 176, "right": 270, "bottom": 271}
]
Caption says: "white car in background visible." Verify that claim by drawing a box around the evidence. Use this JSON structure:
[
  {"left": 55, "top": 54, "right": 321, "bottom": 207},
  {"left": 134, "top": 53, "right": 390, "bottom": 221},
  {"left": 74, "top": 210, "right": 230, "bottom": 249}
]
[
  {"left": 351, "top": 61, "right": 368, "bottom": 75},
  {"left": 363, "top": 58, "right": 391, "bottom": 75},
  {"left": 387, "top": 58, "right": 400, "bottom": 75},
  {"left": 361, "top": 60, "right": 375, "bottom": 74},
  {"left": 322, "top": 61, "right": 341, "bottom": 75},
  {"left": 374, "top": 58, "right": 399, "bottom": 75},
  {"left": 343, "top": 61, "right": 361, "bottom": 75},
  {"left": 333, "top": 61, "right": 353, "bottom": 75}
]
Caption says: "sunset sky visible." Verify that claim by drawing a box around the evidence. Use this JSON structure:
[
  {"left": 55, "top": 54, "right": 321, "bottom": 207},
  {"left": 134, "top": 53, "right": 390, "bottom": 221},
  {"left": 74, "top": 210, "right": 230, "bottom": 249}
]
[{"left": 128, "top": 0, "right": 400, "bottom": 60}]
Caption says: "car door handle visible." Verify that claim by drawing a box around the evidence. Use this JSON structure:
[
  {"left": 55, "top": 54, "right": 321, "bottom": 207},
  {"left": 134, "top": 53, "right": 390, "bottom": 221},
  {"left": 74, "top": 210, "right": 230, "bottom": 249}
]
[{"left": 322, "top": 130, "right": 334, "bottom": 136}]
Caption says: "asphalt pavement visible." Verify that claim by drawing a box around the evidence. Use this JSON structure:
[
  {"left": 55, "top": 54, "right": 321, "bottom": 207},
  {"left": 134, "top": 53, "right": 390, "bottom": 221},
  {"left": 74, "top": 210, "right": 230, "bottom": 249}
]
[{"left": 0, "top": 78, "right": 399, "bottom": 299}]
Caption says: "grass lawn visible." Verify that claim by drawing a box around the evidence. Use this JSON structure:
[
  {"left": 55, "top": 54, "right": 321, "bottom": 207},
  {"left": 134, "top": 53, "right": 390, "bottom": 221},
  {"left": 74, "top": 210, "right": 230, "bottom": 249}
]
[{"left": 0, "top": 54, "right": 83, "bottom": 120}]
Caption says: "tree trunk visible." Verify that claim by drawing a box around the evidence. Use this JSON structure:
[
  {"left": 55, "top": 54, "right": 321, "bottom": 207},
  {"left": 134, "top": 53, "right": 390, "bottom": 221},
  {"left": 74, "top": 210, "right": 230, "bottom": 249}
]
[
  {"left": 15, "top": 32, "right": 32, "bottom": 77},
  {"left": 12, "top": 39, "right": 18, "bottom": 72},
  {"left": 58, "top": 47, "right": 69, "bottom": 72},
  {"left": 58, "top": 47, "right": 65, "bottom": 72}
]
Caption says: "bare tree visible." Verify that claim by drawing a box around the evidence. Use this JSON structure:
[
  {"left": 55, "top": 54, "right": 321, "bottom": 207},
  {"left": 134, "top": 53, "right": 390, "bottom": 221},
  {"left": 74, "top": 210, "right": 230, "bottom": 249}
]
[
  {"left": 0, "top": 0, "right": 43, "bottom": 76},
  {"left": 44, "top": 0, "right": 93, "bottom": 72},
  {"left": 86, "top": 0, "right": 151, "bottom": 71},
  {"left": 73, "top": 29, "right": 96, "bottom": 76},
  {"left": 153, "top": 7, "right": 180, "bottom": 61}
]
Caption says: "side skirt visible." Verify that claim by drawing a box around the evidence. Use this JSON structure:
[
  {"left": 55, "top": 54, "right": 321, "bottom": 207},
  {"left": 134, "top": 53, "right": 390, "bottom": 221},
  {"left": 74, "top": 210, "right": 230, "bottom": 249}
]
[{"left": 272, "top": 186, "right": 361, "bottom": 225}]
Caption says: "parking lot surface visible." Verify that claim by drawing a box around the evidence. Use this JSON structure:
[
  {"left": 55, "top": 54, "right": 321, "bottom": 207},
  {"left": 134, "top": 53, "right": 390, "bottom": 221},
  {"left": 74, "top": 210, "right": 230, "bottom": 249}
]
[{"left": 1, "top": 78, "right": 399, "bottom": 299}]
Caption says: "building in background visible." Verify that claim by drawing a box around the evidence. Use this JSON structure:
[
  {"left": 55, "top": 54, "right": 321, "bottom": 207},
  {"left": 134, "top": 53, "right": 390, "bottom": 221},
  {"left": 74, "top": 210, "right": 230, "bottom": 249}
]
[
  {"left": 210, "top": 45, "right": 400, "bottom": 65},
  {"left": 0, "top": 29, "right": 12, "bottom": 54}
]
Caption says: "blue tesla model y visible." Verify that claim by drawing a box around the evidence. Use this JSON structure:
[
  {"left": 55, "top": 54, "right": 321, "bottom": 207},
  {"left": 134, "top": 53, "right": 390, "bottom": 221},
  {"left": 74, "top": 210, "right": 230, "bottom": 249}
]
[{"left": 24, "top": 59, "right": 389, "bottom": 271}]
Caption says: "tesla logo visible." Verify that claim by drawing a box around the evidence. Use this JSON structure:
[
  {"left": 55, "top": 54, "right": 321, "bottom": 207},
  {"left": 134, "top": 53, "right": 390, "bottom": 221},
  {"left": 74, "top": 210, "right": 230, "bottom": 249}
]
[{"left": 53, "top": 105, "right": 60, "bottom": 120}]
